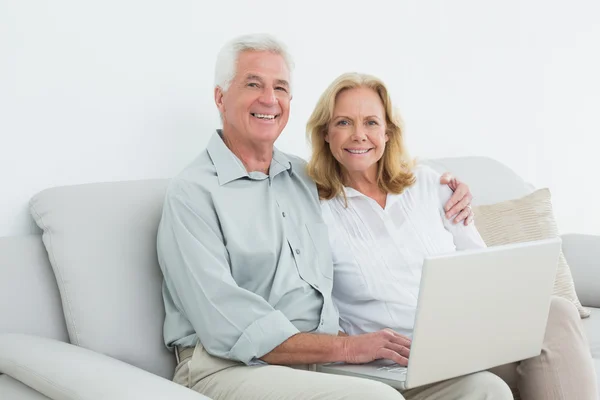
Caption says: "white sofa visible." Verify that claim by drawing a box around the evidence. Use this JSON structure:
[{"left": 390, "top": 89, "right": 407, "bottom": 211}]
[{"left": 0, "top": 156, "right": 598, "bottom": 399}]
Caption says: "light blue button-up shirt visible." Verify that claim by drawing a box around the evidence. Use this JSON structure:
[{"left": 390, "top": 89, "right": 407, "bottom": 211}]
[{"left": 157, "top": 131, "right": 339, "bottom": 364}]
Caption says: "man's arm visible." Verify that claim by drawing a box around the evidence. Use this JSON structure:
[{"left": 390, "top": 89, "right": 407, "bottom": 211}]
[
  {"left": 439, "top": 173, "right": 474, "bottom": 225},
  {"left": 260, "top": 329, "right": 411, "bottom": 366},
  {"left": 158, "top": 183, "right": 299, "bottom": 364}
]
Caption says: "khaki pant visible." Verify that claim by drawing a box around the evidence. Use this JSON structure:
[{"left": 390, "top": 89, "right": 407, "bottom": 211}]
[{"left": 173, "top": 297, "right": 598, "bottom": 400}]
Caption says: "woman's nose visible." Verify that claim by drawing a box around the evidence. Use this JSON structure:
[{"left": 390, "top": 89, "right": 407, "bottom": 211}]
[{"left": 351, "top": 128, "right": 367, "bottom": 142}]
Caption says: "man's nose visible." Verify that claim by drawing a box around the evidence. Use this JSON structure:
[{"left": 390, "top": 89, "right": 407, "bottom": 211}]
[{"left": 259, "top": 87, "right": 277, "bottom": 105}]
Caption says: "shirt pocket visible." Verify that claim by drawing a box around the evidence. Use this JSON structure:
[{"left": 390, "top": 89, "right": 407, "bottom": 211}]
[{"left": 305, "top": 222, "right": 334, "bottom": 280}]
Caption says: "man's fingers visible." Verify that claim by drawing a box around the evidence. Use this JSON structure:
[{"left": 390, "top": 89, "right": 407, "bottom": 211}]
[
  {"left": 444, "top": 186, "right": 463, "bottom": 212},
  {"left": 453, "top": 207, "right": 471, "bottom": 223},
  {"left": 439, "top": 173, "right": 452, "bottom": 185},
  {"left": 377, "top": 348, "right": 409, "bottom": 367},
  {"left": 382, "top": 328, "right": 412, "bottom": 348},
  {"left": 445, "top": 193, "right": 470, "bottom": 218},
  {"left": 465, "top": 212, "right": 474, "bottom": 226},
  {"left": 389, "top": 333, "right": 412, "bottom": 348},
  {"left": 386, "top": 342, "right": 411, "bottom": 358}
]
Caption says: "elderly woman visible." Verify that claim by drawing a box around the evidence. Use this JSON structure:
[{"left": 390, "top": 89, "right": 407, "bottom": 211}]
[{"left": 306, "top": 72, "right": 597, "bottom": 399}]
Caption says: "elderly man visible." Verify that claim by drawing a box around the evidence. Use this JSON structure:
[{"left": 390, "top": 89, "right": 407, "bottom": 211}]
[{"left": 157, "top": 34, "right": 511, "bottom": 400}]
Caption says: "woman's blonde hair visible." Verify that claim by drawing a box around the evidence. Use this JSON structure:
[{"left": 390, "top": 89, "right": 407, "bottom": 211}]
[{"left": 306, "top": 72, "right": 415, "bottom": 201}]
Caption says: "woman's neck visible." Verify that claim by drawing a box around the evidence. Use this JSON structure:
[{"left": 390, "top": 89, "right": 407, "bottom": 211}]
[{"left": 345, "top": 169, "right": 387, "bottom": 209}]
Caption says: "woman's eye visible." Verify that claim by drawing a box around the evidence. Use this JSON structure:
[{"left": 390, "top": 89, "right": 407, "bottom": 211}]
[
  {"left": 367, "top": 120, "right": 378, "bottom": 126},
  {"left": 337, "top": 120, "right": 349, "bottom": 126}
]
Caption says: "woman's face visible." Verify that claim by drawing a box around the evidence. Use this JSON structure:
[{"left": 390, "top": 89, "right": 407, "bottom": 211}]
[{"left": 325, "top": 87, "right": 389, "bottom": 178}]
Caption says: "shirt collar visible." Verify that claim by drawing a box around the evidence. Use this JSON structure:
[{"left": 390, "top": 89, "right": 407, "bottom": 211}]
[
  {"left": 342, "top": 186, "right": 366, "bottom": 198},
  {"left": 207, "top": 130, "right": 293, "bottom": 186},
  {"left": 342, "top": 186, "right": 403, "bottom": 211},
  {"left": 271, "top": 146, "right": 294, "bottom": 177}
]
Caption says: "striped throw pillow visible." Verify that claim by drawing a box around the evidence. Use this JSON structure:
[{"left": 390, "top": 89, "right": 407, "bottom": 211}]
[{"left": 472, "top": 188, "right": 590, "bottom": 318}]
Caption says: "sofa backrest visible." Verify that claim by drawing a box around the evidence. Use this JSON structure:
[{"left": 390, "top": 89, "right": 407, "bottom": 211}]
[
  {"left": 29, "top": 179, "right": 174, "bottom": 379},
  {"left": 0, "top": 235, "right": 69, "bottom": 342},
  {"left": 423, "top": 156, "right": 535, "bottom": 205}
]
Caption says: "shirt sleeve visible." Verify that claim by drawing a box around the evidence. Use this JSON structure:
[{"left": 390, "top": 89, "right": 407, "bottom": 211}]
[
  {"left": 157, "top": 181, "right": 300, "bottom": 364},
  {"left": 437, "top": 181, "right": 487, "bottom": 251}
]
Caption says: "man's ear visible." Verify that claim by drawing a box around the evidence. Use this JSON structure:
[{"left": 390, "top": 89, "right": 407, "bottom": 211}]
[{"left": 214, "top": 86, "right": 225, "bottom": 115}]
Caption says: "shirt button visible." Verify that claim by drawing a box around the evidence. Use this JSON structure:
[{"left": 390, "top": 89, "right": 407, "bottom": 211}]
[
  {"left": 282, "top": 212, "right": 286, "bottom": 217},
  {"left": 295, "top": 249, "right": 301, "bottom": 255},
  {"left": 320, "top": 320, "right": 324, "bottom": 326}
]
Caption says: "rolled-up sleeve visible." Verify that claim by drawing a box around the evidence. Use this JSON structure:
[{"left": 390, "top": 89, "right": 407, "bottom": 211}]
[{"left": 157, "top": 184, "right": 300, "bottom": 364}]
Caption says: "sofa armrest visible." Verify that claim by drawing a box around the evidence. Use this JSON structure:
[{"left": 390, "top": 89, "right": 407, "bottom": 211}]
[
  {"left": 561, "top": 233, "right": 600, "bottom": 308},
  {"left": 0, "top": 334, "right": 210, "bottom": 400}
]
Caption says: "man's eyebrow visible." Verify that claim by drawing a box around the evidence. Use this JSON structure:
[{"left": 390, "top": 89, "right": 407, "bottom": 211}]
[
  {"left": 244, "top": 74, "right": 264, "bottom": 82},
  {"left": 274, "top": 79, "right": 290, "bottom": 88}
]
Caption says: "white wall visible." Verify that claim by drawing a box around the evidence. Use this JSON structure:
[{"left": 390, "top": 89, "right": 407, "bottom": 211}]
[{"left": 1, "top": 0, "right": 599, "bottom": 237}]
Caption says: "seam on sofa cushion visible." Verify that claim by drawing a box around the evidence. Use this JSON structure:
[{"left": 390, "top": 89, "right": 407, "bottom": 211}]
[
  {"left": 30, "top": 202, "right": 80, "bottom": 346},
  {"left": 2, "top": 359, "right": 80, "bottom": 400}
]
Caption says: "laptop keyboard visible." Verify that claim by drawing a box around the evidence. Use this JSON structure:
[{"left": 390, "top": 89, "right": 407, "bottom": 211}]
[{"left": 376, "top": 365, "right": 408, "bottom": 374}]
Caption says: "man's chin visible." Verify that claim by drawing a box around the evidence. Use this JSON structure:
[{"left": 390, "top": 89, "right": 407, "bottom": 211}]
[{"left": 248, "top": 127, "right": 284, "bottom": 143}]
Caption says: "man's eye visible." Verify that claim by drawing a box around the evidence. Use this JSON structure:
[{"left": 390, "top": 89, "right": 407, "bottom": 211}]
[{"left": 247, "top": 82, "right": 259, "bottom": 88}]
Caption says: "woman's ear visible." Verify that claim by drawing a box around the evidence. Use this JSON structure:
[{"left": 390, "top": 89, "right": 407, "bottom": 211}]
[{"left": 324, "top": 131, "right": 330, "bottom": 143}]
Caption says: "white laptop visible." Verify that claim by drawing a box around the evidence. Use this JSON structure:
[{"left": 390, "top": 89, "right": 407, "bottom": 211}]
[{"left": 317, "top": 238, "right": 562, "bottom": 390}]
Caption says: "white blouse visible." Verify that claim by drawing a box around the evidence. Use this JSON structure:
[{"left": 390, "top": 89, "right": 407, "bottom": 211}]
[{"left": 321, "top": 164, "right": 486, "bottom": 338}]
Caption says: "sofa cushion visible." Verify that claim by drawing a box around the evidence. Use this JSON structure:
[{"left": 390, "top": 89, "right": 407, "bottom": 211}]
[
  {"left": 29, "top": 179, "right": 174, "bottom": 378},
  {"left": 0, "top": 235, "right": 68, "bottom": 342},
  {"left": 0, "top": 375, "right": 51, "bottom": 400},
  {"left": 472, "top": 189, "right": 590, "bottom": 318},
  {"left": 583, "top": 307, "right": 600, "bottom": 359}
]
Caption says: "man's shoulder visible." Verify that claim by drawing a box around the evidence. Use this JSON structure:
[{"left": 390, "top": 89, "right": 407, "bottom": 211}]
[
  {"left": 282, "top": 152, "right": 308, "bottom": 167},
  {"left": 280, "top": 151, "right": 311, "bottom": 180},
  {"left": 166, "top": 151, "right": 218, "bottom": 200}
]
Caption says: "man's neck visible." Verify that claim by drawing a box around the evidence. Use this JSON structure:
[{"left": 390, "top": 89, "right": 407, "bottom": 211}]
[{"left": 221, "top": 130, "right": 273, "bottom": 175}]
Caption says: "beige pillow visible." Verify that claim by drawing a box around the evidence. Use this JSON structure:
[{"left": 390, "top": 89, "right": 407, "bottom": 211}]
[{"left": 472, "top": 188, "right": 590, "bottom": 318}]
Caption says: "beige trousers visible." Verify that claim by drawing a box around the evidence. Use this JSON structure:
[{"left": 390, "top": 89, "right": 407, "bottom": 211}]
[
  {"left": 489, "top": 296, "right": 598, "bottom": 400},
  {"left": 173, "top": 297, "right": 597, "bottom": 400}
]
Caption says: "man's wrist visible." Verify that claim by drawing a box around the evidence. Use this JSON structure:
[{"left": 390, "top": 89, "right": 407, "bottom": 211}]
[{"left": 332, "top": 335, "right": 349, "bottom": 363}]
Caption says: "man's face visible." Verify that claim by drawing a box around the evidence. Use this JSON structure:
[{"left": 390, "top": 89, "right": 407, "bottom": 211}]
[{"left": 215, "top": 51, "right": 291, "bottom": 145}]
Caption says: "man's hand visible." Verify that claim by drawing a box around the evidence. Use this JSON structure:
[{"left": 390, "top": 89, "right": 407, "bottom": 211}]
[
  {"left": 440, "top": 173, "right": 474, "bottom": 225},
  {"left": 341, "top": 329, "right": 411, "bottom": 366}
]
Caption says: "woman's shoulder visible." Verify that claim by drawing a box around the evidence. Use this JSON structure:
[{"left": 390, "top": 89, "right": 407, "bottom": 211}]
[
  {"left": 320, "top": 198, "right": 336, "bottom": 223},
  {"left": 410, "top": 162, "right": 443, "bottom": 189}
]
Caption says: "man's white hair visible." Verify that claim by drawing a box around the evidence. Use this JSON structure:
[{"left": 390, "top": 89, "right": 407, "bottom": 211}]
[{"left": 214, "top": 33, "right": 294, "bottom": 93}]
